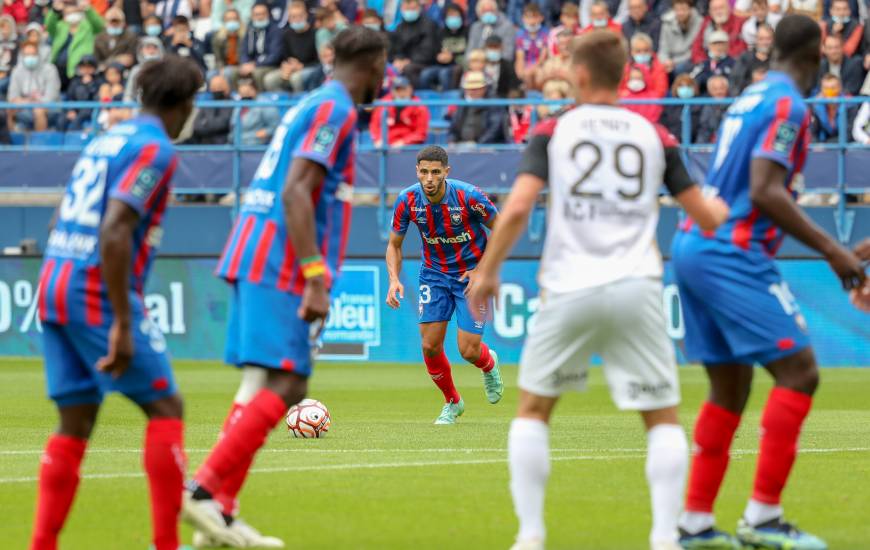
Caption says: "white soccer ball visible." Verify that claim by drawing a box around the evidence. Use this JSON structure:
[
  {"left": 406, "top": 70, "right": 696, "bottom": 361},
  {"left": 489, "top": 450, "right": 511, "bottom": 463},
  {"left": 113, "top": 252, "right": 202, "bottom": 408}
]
[{"left": 285, "top": 398, "right": 331, "bottom": 438}]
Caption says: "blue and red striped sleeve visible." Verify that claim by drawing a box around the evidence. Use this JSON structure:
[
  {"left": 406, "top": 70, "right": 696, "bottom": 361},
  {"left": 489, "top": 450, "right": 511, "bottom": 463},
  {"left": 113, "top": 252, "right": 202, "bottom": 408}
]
[
  {"left": 391, "top": 192, "right": 410, "bottom": 236},
  {"left": 466, "top": 186, "right": 498, "bottom": 225},
  {"left": 751, "top": 94, "right": 808, "bottom": 173},
  {"left": 293, "top": 99, "right": 358, "bottom": 171},
  {"left": 110, "top": 140, "right": 177, "bottom": 217}
]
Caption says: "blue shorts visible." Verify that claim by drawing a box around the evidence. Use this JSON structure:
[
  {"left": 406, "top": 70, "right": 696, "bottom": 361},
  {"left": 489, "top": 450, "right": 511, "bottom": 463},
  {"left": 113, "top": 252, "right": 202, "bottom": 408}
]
[
  {"left": 417, "top": 267, "right": 486, "bottom": 335},
  {"left": 671, "top": 233, "right": 811, "bottom": 366},
  {"left": 224, "top": 280, "right": 314, "bottom": 376},
  {"left": 42, "top": 315, "right": 177, "bottom": 407}
]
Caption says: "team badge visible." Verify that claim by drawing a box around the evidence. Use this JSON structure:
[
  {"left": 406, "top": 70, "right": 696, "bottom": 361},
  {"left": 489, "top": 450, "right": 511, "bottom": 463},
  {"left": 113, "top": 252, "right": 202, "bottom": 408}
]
[
  {"left": 312, "top": 125, "right": 337, "bottom": 155},
  {"left": 471, "top": 203, "right": 487, "bottom": 217},
  {"left": 131, "top": 167, "right": 160, "bottom": 199},
  {"left": 772, "top": 121, "right": 798, "bottom": 154},
  {"left": 450, "top": 212, "right": 462, "bottom": 226}
]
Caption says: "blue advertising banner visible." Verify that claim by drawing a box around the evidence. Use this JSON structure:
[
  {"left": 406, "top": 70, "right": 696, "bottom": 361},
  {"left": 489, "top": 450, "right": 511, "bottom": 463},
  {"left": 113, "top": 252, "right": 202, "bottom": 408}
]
[{"left": 0, "top": 258, "right": 866, "bottom": 366}]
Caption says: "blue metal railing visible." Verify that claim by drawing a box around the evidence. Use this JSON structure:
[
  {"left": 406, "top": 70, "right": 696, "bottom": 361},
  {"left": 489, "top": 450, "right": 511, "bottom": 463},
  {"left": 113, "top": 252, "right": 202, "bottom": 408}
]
[{"left": 1, "top": 95, "right": 866, "bottom": 243}]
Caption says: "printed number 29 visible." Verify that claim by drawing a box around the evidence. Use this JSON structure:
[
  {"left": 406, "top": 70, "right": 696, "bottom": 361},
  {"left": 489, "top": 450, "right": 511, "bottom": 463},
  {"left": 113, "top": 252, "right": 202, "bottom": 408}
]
[
  {"left": 419, "top": 285, "right": 431, "bottom": 304},
  {"left": 59, "top": 157, "right": 108, "bottom": 227}
]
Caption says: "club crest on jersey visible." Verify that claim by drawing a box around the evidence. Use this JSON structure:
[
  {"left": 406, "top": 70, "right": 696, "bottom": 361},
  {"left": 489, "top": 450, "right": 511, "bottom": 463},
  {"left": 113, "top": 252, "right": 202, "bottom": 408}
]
[
  {"left": 312, "top": 125, "right": 337, "bottom": 154},
  {"left": 772, "top": 121, "right": 798, "bottom": 154},
  {"left": 131, "top": 167, "right": 160, "bottom": 199},
  {"left": 471, "top": 203, "right": 487, "bottom": 217},
  {"left": 450, "top": 212, "right": 462, "bottom": 226}
]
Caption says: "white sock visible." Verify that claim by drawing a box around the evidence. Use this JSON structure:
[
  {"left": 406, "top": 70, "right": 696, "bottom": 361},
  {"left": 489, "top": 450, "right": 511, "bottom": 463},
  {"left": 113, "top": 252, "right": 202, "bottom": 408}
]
[
  {"left": 678, "top": 511, "right": 715, "bottom": 535},
  {"left": 508, "top": 417, "right": 550, "bottom": 543},
  {"left": 646, "top": 423, "right": 689, "bottom": 545},
  {"left": 743, "top": 499, "right": 783, "bottom": 527}
]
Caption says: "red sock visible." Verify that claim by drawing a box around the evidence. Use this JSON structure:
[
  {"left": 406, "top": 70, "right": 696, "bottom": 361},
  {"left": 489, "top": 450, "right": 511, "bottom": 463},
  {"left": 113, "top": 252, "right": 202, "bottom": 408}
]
[
  {"left": 685, "top": 401, "right": 742, "bottom": 513},
  {"left": 752, "top": 387, "right": 812, "bottom": 505},
  {"left": 424, "top": 351, "right": 461, "bottom": 403},
  {"left": 195, "top": 389, "right": 286, "bottom": 494},
  {"left": 214, "top": 403, "right": 254, "bottom": 516},
  {"left": 144, "top": 418, "right": 185, "bottom": 550},
  {"left": 473, "top": 342, "right": 494, "bottom": 373},
  {"left": 30, "top": 434, "right": 87, "bottom": 550}
]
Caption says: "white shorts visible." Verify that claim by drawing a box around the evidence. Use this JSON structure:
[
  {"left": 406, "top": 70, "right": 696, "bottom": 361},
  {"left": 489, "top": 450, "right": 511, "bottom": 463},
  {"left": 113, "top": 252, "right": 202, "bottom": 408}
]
[{"left": 518, "top": 277, "right": 680, "bottom": 411}]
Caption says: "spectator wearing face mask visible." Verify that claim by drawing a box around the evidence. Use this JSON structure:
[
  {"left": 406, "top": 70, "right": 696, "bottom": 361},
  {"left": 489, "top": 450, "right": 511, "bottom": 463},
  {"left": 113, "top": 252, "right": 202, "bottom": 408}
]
[
  {"left": 690, "top": 0, "right": 746, "bottom": 64},
  {"left": 731, "top": 22, "right": 772, "bottom": 93},
  {"left": 619, "top": 64, "right": 663, "bottom": 123},
  {"left": 581, "top": 1, "right": 622, "bottom": 34},
  {"left": 123, "top": 35, "right": 163, "bottom": 101},
  {"left": 622, "top": 32, "right": 667, "bottom": 97},
  {"left": 6, "top": 40, "right": 61, "bottom": 131},
  {"left": 448, "top": 70, "right": 508, "bottom": 144},
  {"left": 212, "top": 9, "right": 245, "bottom": 75},
  {"left": 0, "top": 15, "right": 18, "bottom": 72},
  {"left": 690, "top": 30, "right": 735, "bottom": 92},
  {"left": 389, "top": 0, "right": 440, "bottom": 88},
  {"left": 623, "top": 0, "right": 661, "bottom": 49},
  {"left": 819, "top": 33, "right": 864, "bottom": 95},
  {"left": 821, "top": 0, "right": 863, "bottom": 58},
  {"left": 515, "top": 3, "right": 549, "bottom": 88},
  {"left": 419, "top": 3, "right": 467, "bottom": 90},
  {"left": 547, "top": 2, "right": 580, "bottom": 56},
  {"left": 580, "top": 0, "right": 627, "bottom": 28},
  {"left": 189, "top": 74, "right": 233, "bottom": 144},
  {"left": 658, "top": 0, "right": 703, "bottom": 76},
  {"left": 63, "top": 54, "right": 100, "bottom": 129},
  {"left": 369, "top": 76, "right": 430, "bottom": 148},
  {"left": 467, "top": 0, "right": 516, "bottom": 62},
  {"left": 482, "top": 34, "right": 521, "bottom": 97},
  {"left": 812, "top": 73, "right": 856, "bottom": 142},
  {"left": 232, "top": 76, "right": 280, "bottom": 145},
  {"left": 46, "top": 0, "right": 105, "bottom": 86},
  {"left": 23, "top": 22, "right": 53, "bottom": 61},
  {"left": 94, "top": 8, "right": 137, "bottom": 66},
  {"left": 264, "top": 1, "right": 319, "bottom": 92},
  {"left": 696, "top": 74, "right": 729, "bottom": 142},
  {"left": 738, "top": 0, "right": 780, "bottom": 47},
  {"left": 509, "top": 77, "right": 570, "bottom": 143},
  {"left": 314, "top": 7, "right": 347, "bottom": 51},
  {"left": 142, "top": 14, "right": 163, "bottom": 38},
  {"left": 238, "top": 1, "right": 283, "bottom": 90},
  {"left": 164, "top": 15, "right": 207, "bottom": 73},
  {"left": 661, "top": 73, "right": 700, "bottom": 142}
]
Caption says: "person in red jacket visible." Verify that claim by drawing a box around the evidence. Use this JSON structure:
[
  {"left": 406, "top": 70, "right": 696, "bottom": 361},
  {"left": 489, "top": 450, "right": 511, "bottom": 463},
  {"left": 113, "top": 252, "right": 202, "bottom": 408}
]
[
  {"left": 2, "top": 0, "right": 32, "bottom": 25},
  {"left": 370, "top": 76, "right": 431, "bottom": 148},
  {"left": 690, "top": 0, "right": 746, "bottom": 63},
  {"left": 620, "top": 32, "right": 668, "bottom": 98},
  {"left": 619, "top": 64, "right": 664, "bottom": 123},
  {"left": 581, "top": 1, "right": 622, "bottom": 35}
]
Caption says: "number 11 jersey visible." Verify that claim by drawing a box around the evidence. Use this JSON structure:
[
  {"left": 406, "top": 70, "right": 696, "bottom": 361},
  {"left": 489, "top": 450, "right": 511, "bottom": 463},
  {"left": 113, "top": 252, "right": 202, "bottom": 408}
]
[
  {"left": 39, "top": 114, "right": 177, "bottom": 326},
  {"left": 519, "top": 104, "right": 694, "bottom": 294}
]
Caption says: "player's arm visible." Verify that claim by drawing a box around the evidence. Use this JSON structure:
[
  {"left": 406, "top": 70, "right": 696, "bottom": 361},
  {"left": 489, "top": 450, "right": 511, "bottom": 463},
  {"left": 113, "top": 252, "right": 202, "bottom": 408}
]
[
  {"left": 95, "top": 199, "right": 139, "bottom": 378},
  {"left": 749, "top": 158, "right": 864, "bottom": 290},
  {"left": 385, "top": 231, "right": 405, "bottom": 309},
  {"left": 851, "top": 238, "right": 870, "bottom": 312},
  {"left": 282, "top": 157, "right": 330, "bottom": 322}
]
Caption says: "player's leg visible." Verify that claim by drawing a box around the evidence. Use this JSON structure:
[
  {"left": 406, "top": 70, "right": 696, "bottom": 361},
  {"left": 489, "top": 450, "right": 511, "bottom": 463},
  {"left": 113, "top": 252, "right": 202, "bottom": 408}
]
[
  {"left": 454, "top": 281, "right": 503, "bottom": 404},
  {"left": 736, "top": 347, "right": 826, "bottom": 549},
  {"left": 30, "top": 323, "right": 101, "bottom": 550},
  {"left": 418, "top": 274, "right": 464, "bottom": 422},
  {"left": 509, "top": 390, "right": 558, "bottom": 550},
  {"left": 640, "top": 407, "right": 688, "bottom": 550}
]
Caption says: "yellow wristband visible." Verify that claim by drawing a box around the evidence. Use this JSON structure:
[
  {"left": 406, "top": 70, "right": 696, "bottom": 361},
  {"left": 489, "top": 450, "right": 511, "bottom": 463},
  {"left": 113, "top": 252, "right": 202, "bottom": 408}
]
[{"left": 301, "top": 261, "right": 327, "bottom": 280}]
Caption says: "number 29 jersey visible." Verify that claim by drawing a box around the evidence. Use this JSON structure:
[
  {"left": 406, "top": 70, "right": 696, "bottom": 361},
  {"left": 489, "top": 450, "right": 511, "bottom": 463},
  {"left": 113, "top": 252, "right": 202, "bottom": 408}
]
[
  {"left": 39, "top": 115, "right": 177, "bottom": 326},
  {"left": 519, "top": 104, "right": 694, "bottom": 294}
]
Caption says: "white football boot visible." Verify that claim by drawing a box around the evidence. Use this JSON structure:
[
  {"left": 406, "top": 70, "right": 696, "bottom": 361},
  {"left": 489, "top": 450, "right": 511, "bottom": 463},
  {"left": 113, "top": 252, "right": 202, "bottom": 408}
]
[
  {"left": 192, "top": 517, "right": 285, "bottom": 548},
  {"left": 181, "top": 491, "right": 246, "bottom": 547},
  {"left": 509, "top": 539, "right": 544, "bottom": 550}
]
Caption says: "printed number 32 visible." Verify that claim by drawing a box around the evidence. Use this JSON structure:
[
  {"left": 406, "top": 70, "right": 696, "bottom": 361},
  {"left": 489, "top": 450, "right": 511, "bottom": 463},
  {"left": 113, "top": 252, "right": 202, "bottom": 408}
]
[{"left": 59, "top": 157, "right": 108, "bottom": 227}]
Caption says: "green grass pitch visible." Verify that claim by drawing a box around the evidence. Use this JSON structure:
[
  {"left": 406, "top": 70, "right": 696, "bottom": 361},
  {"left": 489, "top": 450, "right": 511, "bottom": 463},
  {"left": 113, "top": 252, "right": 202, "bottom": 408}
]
[{"left": 1, "top": 359, "right": 869, "bottom": 549}]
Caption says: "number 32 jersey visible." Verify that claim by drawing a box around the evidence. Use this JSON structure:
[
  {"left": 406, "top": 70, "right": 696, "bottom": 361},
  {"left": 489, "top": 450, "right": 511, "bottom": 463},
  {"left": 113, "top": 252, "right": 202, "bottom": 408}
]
[
  {"left": 519, "top": 104, "right": 695, "bottom": 294},
  {"left": 39, "top": 115, "right": 177, "bottom": 326}
]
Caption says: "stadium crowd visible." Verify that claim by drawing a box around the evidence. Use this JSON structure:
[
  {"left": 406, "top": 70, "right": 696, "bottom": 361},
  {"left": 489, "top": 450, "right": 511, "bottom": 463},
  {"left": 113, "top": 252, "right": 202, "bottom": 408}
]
[{"left": 1, "top": 0, "right": 870, "bottom": 145}]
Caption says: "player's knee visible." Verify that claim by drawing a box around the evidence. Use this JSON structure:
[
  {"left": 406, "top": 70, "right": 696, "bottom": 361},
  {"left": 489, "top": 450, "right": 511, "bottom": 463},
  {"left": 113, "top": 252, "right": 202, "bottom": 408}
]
[
  {"left": 782, "top": 364, "right": 819, "bottom": 395},
  {"left": 266, "top": 370, "right": 309, "bottom": 408},
  {"left": 421, "top": 342, "right": 444, "bottom": 357},
  {"left": 142, "top": 393, "right": 184, "bottom": 419},
  {"left": 459, "top": 341, "right": 481, "bottom": 363}
]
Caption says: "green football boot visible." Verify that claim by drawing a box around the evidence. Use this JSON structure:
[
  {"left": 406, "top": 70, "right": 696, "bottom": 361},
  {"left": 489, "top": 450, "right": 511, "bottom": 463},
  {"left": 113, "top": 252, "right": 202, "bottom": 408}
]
[
  {"left": 482, "top": 349, "right": 504, "bottom": 404},
  {"left": 434, "top": 398, "right": 465, "bottom": 424},
  {"left": 736, "top": 517, "right": 827, "bottom": 550}
]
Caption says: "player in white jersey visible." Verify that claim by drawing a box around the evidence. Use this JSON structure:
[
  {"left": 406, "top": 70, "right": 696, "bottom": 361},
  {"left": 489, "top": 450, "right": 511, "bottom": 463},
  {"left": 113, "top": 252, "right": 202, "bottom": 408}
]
[{"left": 466, "top": 31, "right": 730, "bottom": 550}]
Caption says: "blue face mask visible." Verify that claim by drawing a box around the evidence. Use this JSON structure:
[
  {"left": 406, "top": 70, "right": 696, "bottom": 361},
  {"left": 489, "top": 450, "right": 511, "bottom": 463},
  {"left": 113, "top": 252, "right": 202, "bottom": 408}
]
[
  {"left": 252, "top": 19, "right": 269, "bottom": 29},
  {"left": 480, "top": 12, "right": 497, "bottom": 25},
  {"left": 22, "top": 55, "right": 38, "bottom": 69},
  {"left": 401, "top": 9, "right": 420, "bottom": 22},
  {"left": 592, "top": 17, "right": 608, "bottom": 27},
  {"left": 225, "top": 20, "right": 240, "bottom": 32},
  {"left": 525, "top": 22, "right": 541, "bottom": 33},
  {"left": 485, "top": 49, "right": 500, "bottom": 62},
  {"left": 335, "top": 20, "right": 348, "bottom": 30},
  {"left": 676, "top": 85, "right": 694, "bottom": 98},
  {"left": 364, "top": 22, "right": 381, "bottom": 31},
  {"left": 145, "top": 24, "right": 162, "bottom": 36},
  {"left": 547, "top": 103, "right": 561, "bottom": 114},
  {"left": 290, "top": 21, "right": 307, "bottom": 32},
  {"left": 832, "top": 15, "right": 850, "bottom": 23},
  {"left": 445, "top": 15, "right": 463, "bottom": 30},
  {"left": 633, "top": 53, "right": 651, "bottom": 64},
  {"left": 107, "top": 26, "right": 123, "bottom": 36}
]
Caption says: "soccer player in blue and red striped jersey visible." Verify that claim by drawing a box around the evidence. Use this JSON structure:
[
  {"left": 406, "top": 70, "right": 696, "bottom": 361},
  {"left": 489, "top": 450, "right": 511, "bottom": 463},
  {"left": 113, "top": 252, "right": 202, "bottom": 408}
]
[
  {"left": 672, "top": 15, "right": 865, "bottom": 549},
  {"left": 385, "top": 146, "right": 503, "bottom": 425},
  {"left": 30, "top": 57, "right": 203, "bottom": 550},
  {"left": 183, "top": 28, "right": 387, "bottom": 548}
]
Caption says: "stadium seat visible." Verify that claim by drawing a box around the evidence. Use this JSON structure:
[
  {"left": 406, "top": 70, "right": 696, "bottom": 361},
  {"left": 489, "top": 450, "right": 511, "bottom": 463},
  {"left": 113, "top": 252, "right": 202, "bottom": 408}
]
[
  {"left": 196, "top": 91, "right": 214, "bottom": 101},
  {"left": 28, "top": 132, "right": 64, "bottom": 147},
  {"left": 9, "top": 132, "right": 26, "bottom": 146},
  {"left": 358, "top": 130, "right": 374, "bottom": 149},
  {"left": 63, "top": 132, "right": 93, "bottom": 147}
]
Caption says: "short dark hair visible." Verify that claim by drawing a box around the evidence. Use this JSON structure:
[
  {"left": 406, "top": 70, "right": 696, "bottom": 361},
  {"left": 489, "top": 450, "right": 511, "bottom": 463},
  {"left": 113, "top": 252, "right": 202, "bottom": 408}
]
[
  {"left": 416, "top": 145, "right": 449, "bottom": 166},
  {"left": 137, "top": 56, "right": 203, "bottom": 110},
  {"left": 332, "top": 26, "right": 387, "bottom": 66},
  {"left": 821, "top": 72, "right": 841, "bottom": 83},
  {"left": 672, "top": 0, "right": 693, "bottom": 7},
  {"left": 571, "top": 29, "right": 627, "bottom": 90},
  {"left": 172, "top": 15, "right": 189, "bottom": 26},
  {"left": 773, "top": 14, "right": 821, "bottom": 64},
  {"left": 523, "top": 3, "right": 542, "bottom": 15}
]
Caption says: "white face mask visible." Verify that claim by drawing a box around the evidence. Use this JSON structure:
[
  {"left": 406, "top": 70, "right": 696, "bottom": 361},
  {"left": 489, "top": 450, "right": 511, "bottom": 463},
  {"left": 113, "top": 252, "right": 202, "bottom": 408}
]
[
  {"left": 65, "top": 11, "right": 84, "bottom": 25},
  {"left": 627, "top": 78, "right": 645, "bottom": 92}
]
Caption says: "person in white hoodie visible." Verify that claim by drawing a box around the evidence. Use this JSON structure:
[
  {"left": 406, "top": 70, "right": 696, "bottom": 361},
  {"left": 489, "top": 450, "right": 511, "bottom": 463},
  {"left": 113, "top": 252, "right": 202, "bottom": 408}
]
[{"left": 6, "top": 40, "right": 61, "bottom": 131}]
